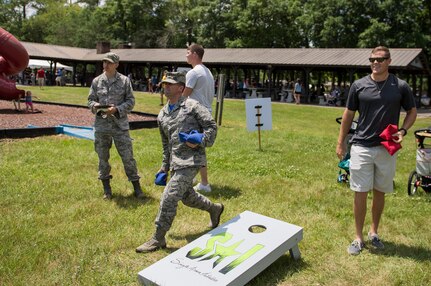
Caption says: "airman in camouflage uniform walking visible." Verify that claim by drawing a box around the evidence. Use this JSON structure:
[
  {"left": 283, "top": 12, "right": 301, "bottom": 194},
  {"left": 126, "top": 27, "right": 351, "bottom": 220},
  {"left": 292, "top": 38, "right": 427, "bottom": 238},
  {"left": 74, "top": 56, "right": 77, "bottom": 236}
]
[
  {"left": 88, "top": 52, "right": 144, "bottom": 200},
  {"left": 136, "top": 72, "right": 224, "bottom": 253}
]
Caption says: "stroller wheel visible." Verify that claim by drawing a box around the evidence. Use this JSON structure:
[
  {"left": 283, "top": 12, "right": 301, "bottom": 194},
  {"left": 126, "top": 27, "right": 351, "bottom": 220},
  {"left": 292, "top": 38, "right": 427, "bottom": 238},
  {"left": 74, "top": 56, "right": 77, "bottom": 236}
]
[{"left": 407, "top": 170, "right": 419, "bottom": 196}]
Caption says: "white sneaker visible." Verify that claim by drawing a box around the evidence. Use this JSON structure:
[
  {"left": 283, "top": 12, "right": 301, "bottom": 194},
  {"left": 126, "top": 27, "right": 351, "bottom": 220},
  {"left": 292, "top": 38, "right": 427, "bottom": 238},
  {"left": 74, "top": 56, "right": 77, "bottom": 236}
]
[{"left": 194, "top": 183, "right": 212, "bottom": 193}]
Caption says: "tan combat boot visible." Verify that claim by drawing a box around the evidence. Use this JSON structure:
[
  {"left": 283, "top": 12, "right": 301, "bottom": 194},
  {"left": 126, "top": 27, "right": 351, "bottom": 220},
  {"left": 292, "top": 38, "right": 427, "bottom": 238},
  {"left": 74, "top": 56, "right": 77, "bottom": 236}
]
[{"left": 208, "top": 203, "right": 224, "bottom": 228}]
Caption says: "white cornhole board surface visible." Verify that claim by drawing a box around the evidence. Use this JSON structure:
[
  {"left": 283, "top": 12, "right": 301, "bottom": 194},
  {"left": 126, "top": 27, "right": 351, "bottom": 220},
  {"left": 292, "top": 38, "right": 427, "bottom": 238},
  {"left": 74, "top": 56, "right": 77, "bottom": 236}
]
[
  {"left": 138, "top": 211, "right": 303, "bottom": 286},
  {"left": 245, "top": 98, "right": 272, "bottom": 131}
]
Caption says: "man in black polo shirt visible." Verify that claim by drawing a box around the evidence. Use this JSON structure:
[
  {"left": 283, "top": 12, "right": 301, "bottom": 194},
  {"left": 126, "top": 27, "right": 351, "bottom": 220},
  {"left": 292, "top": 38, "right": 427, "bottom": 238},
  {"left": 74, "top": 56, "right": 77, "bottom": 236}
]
[{"left": 336, "top": 46, "right": 417, "bottom": 255}]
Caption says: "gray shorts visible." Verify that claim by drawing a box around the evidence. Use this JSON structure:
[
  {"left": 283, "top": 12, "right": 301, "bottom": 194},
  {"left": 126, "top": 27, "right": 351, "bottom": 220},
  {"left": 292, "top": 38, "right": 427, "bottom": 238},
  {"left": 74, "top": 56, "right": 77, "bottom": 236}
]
[{"left": 349, "top": 145, "right": 397, "bottom": 193}]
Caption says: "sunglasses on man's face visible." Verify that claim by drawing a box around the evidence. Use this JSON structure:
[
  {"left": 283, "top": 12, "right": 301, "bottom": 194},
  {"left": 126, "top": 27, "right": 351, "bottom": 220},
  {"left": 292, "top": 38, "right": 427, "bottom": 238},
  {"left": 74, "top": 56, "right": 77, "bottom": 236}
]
[{"left": 369, "top": 57, "right": 389, "bottom": 63}]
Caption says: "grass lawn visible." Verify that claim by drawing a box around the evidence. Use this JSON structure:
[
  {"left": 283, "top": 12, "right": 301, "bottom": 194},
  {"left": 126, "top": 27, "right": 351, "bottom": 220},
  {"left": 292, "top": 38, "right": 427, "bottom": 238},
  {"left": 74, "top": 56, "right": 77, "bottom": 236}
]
[{"left": 1, "top": 86, "right": 431, "bottom": 286}]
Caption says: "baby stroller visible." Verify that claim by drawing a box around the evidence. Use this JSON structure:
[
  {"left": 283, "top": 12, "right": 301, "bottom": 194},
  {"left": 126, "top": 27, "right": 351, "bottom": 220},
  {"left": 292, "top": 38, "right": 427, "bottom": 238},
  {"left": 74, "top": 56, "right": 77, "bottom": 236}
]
[
  {"left": 336, "top": 117, "right": 358, "bottom": 183},
  {"left": 407, "top": 128, "right": 431, "bottom": 196}
]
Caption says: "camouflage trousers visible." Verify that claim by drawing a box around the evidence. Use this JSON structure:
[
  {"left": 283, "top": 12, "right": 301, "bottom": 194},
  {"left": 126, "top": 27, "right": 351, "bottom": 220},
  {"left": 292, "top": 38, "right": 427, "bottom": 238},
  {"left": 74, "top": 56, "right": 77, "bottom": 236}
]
[
  {"left": 94, "top": 129, "right": 140, "bottom": 181},
  {"left": 155, "top": 167, "right": 212, "bottom": 232}
]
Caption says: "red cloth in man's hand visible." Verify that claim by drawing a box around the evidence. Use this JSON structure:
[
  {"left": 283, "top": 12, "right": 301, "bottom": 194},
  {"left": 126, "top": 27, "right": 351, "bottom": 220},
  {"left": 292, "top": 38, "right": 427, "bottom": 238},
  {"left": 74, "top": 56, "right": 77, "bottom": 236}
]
[{"left": 379, "top": 124, "right": 401, "bottom": 155}]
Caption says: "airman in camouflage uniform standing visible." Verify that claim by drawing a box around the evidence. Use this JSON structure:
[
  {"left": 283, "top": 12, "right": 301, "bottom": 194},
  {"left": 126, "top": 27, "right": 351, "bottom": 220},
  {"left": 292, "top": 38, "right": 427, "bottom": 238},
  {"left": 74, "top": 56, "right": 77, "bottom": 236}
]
[
  {"left": 88, "top": 52, "right": 144, "bottom": 200},
  {"left": 136, "top": 72, "right": 224, "bottom": 253}
]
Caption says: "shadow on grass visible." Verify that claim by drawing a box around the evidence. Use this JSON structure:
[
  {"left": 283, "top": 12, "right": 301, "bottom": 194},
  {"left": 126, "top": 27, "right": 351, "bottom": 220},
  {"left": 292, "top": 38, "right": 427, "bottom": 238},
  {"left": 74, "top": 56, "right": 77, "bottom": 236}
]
[
  {"left": 186, "top": 229, "right": 212, "bottom": 242},
  {"left": 372, "top": 241, "right": 431, "bottom": 261},
  {"left": 166, "top": 228, "right": 222, "bottom": 253},
  {"left": 112, "top": 194, "right": 156, "bottom": 209},
  {"left": 205, "top": 184, "right": 242, "bottom": 199},
  {"left": 167, "top": 229, "right": 210, "bottom": 245},
  {"left": 161, "top": 246, "right": 181, "bottom": 254},
  {"left": 246, "top": 254, "right": 309, "bottom": 286},
  {"left": 169, "top": 214, "right": 242, "bottom": 245},
  {"left": 159, "top": 230, "right": 211, "bottom": 255}
]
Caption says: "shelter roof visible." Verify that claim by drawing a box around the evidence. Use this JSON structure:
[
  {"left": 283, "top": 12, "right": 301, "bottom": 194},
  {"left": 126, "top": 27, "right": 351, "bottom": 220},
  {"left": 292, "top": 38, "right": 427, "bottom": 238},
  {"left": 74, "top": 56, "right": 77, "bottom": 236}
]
[
  {"left": 23, "top": 42, "right": 93, "bottom": 62},
  {"left": 21, "top": 42, "right": 430, "bottom": 74}
]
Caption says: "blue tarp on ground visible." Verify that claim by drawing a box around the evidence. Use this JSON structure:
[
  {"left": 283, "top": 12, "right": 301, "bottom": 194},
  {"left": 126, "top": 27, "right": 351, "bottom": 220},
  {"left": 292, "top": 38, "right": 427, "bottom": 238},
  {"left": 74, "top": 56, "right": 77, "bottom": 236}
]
[
  {"left": 59, "top": 124, "right": 95, "bottom": 140},
  {"left": 27, "top": 124, "right": 95, "bottom": 140}
]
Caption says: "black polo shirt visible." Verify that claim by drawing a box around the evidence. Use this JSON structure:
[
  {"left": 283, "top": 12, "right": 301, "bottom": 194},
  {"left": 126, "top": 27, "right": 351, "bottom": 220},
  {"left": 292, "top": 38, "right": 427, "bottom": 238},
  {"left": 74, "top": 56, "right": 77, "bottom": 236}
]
[{"left": 347, "top": 74, "right": 415, "bottom": 147}]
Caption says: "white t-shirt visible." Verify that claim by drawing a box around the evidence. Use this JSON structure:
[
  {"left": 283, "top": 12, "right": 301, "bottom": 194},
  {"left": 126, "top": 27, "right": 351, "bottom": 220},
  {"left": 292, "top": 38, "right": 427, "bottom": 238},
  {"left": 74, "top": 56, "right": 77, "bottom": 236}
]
[{"left": 185, "top": 64, "right": 215, "bottom": 112}]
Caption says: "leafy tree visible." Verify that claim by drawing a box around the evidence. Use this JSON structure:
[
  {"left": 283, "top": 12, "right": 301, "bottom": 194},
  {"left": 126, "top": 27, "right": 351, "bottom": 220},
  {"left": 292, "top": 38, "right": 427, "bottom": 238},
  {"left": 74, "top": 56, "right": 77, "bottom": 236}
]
[
  {"left": 0, "top": 0, "right": 429, "bottom": 55},
  {"left": 191, "top": 0, "right": 236, "bottom": 48},
  {"left": 73, "top": 5, "right": 113, "bottom": 48},
  {"left": 0, "top": 0, "right": 34, "bottom": 35},
  {"left": 358, "top": 0, "right": 429, "bottom": 48},
  {"left": 100, "top": 0, "right": 168, "bottom": 48},
  {"left": 228, "top": 0, "right": 303, "bottom": 48},
  {"left": 163, "top": 0, "right": 200, "bottom": 48},
  {"left": 298, "top": 0, "right": 369, "bottom": 48}
]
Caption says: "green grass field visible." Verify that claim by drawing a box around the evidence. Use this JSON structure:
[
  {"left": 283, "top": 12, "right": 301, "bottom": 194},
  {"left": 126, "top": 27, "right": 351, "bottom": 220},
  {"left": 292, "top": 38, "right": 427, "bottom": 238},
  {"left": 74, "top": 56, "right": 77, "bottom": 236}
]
[{"left": 1, "top": 86, "right": 430, "bottom": 285}]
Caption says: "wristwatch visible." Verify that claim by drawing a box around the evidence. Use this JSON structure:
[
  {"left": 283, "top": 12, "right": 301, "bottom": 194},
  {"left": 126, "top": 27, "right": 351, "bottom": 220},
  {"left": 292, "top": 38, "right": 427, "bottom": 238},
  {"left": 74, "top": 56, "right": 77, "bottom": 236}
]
[{"left": 398, "top": 128, "right": 407, "bottom": 136}]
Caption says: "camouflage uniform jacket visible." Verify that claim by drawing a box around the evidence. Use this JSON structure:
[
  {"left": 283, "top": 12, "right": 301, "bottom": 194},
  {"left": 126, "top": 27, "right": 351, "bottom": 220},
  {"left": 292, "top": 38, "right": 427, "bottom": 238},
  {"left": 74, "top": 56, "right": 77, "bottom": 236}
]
[
  {"left": 88, "top": 71, "right": 135, "bottom": 131},
  {"left": 158, "top": 97, "right": 217, "bottom": 171}
]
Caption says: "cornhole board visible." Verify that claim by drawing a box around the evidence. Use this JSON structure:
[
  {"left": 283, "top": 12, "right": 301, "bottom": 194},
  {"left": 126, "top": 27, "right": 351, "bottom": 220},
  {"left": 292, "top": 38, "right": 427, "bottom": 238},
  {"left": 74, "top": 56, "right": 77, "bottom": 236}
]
[{"left": 138, "top": 211, "right": 303, "bottom": 286}]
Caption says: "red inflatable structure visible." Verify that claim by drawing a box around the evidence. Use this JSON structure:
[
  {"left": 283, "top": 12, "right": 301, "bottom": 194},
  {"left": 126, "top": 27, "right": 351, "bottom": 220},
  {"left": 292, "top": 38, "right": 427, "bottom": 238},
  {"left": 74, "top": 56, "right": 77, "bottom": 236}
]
[{"left": 0, "top": 27, "right": 29, "bottom": 100}]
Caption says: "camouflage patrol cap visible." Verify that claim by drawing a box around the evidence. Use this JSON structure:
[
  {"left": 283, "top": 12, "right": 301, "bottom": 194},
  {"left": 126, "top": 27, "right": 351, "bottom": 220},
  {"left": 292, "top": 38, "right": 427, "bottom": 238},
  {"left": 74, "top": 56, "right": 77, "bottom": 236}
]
[
  {"left": 162, "top": 72, "right": 186, "bottom": 85},
  {"left": 102, "top": 52, "right": 120, "bottom": 63}
]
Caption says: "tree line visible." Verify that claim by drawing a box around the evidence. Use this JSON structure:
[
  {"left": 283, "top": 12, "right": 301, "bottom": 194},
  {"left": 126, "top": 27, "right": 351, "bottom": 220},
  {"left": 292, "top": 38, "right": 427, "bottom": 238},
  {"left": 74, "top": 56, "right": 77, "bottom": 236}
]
[{"left": 1, "top": 0, "right": 430, "bottom": 55}]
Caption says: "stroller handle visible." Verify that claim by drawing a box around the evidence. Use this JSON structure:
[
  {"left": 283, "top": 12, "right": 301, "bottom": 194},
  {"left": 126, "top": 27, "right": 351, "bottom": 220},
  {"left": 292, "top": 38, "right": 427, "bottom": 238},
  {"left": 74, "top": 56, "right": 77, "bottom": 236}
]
[
  {"left": 414, "top": 128, "right": 431, "bottom": 149},
  {"left": 414, "top": 128, "right": 431, "bottom": 139},
  {"left": 336, "top": 117, "right": 358, "bottom": 134}
]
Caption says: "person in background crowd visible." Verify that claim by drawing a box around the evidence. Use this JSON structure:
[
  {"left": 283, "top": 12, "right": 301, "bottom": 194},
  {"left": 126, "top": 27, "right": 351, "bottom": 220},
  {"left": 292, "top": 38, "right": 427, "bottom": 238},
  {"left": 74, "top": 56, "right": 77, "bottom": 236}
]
[
  {"left": 294, "top": 78, "right": 302, "bottom": 104},
  {"left": 36, "top": 67, "right": 45, "bottom": 89},
  {"left": 152, "top": 75, "right": 158, "bottom": 93},
  {"left": 147, "top": 77, "right": 153, "bottom": 93},
  {"left": 158, "top": 70, "right": 167, "bottom": 106},
  {"left": 55, "top": 68, "right": 63, "bottom": 86}
]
